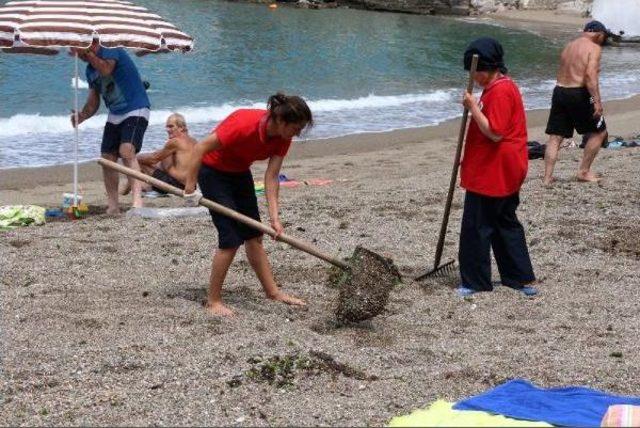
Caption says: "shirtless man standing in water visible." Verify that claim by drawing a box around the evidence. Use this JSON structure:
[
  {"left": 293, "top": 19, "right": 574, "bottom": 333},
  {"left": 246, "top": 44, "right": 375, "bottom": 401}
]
[{"left": 543, "top": 20, "right": 612, "bottom": 185}]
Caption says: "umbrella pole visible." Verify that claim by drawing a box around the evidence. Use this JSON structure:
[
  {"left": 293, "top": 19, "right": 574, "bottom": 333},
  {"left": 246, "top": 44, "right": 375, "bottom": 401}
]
[{"left": 73, "top": 52, "right": 79, "bottom": 206}]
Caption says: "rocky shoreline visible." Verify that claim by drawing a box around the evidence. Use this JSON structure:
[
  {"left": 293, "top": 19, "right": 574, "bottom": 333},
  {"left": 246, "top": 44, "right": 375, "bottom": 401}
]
[{"left": 245, "top": 0, "right": 593, "bottom": 16}]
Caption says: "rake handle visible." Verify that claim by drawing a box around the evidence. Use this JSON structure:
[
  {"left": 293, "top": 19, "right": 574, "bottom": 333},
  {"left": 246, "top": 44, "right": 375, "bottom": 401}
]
[
  {"left": 98, "top": 158, "right": 350, "bottom": 270},
  {"left": 432, "top": 54, "right": 478, "bottom": 270}
]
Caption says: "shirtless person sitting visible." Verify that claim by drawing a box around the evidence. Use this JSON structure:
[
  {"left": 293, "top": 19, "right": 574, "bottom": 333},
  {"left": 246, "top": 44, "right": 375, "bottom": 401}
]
[
  {"left": 543, "top": 20, "right": 612, "bottom": 185},
  {"left": 121, "top": 113, "right": 196, "bottom": 195}
]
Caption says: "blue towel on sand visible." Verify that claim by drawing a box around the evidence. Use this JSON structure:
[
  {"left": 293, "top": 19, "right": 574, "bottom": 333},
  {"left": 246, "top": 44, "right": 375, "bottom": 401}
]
[{"left": 454, "top": 379, "right": 640, "bottom": 427}]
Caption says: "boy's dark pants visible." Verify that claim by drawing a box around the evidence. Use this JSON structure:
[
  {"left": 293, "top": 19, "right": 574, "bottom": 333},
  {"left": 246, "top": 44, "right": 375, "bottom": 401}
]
[{"left": 459, "top": 191, "right": 535, "bottom": 291}]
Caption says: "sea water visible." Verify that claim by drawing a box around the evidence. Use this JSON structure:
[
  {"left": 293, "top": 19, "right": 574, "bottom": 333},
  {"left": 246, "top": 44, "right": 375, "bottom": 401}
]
[{"left": 1, "top": 0, "right": 640, "bottom": 169}]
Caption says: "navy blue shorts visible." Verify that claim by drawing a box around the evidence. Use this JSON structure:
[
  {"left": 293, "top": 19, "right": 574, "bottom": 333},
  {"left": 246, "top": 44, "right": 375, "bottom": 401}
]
[
  {"left": 101, "top": 116, "right": 148, "bottom": 155},
  {"left": 198, "top": 165, "right": 262, "bottom": 249}
]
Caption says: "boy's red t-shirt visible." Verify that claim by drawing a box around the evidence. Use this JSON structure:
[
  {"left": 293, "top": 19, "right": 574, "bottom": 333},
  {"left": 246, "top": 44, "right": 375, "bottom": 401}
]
[
  {"left": 460, "top": 76, "right": 529, "bottom": 197},
  {"left": 202, "top": 109, "right": 292, "bottom": 172}
]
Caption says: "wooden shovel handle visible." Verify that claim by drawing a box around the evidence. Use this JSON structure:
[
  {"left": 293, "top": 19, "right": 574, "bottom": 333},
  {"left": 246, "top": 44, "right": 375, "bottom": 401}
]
[
  {"left": 432, "top": 54, "right": 479, "bottom": 270},
  {"left": 98, "top": 158, "right": 349, "bottom": 270}
]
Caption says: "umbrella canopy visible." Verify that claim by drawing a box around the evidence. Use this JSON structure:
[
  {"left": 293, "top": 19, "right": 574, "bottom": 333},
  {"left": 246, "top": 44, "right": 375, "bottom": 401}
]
[
  {"left": 0, "top": 0, "right": 193, "bottom": 207},
  {"left": 0, "top": 0, "right": 193, "bottom": 52}
]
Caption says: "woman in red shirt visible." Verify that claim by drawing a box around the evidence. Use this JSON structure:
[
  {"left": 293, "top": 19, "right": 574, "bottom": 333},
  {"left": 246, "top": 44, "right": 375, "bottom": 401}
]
[
  {"left": 184, "top": 93, "right": 313, "bottom": 316},
  {"left": 457, "top": 38, "right": 537, "bottom": 297}
]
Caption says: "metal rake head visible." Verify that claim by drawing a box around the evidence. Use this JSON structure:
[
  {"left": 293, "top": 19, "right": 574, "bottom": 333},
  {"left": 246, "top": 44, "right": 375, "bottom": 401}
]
[{"left": 414, "top": 259, "right": 456, "bottom": 282}]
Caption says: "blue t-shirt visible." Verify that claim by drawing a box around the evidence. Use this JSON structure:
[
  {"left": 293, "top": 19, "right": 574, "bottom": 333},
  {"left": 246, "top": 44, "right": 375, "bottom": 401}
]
[{"left": 86, "top": 47, "right": 150, "bottom": 115}]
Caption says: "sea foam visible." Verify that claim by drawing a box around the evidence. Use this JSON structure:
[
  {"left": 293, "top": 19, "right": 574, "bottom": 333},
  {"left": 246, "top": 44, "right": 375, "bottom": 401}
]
[{"left": 0, "top": 91, "right": 455, "bottom": 138}]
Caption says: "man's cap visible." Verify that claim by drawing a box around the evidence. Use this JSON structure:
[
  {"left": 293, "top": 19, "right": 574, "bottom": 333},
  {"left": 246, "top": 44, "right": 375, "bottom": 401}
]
[
  {"left": 464, "top": 37, "right": 508, "bottom": 74},
  {"left": 584, "top": 20, "right": 613, "bottom": 37}
]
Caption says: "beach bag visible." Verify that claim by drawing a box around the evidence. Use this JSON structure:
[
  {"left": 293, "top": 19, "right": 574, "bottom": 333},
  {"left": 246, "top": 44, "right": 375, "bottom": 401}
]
[{"left": 527, "top": 141, "right": 546, "bottom": 160}]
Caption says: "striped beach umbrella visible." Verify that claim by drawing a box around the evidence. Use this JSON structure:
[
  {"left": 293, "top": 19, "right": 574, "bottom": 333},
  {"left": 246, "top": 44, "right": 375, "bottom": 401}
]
[
  {"left": 0, "top": 0, "right": 193, "bottom": 206},
  {"left": 0, "top": 0, "right": 193, "bottom": 52}
]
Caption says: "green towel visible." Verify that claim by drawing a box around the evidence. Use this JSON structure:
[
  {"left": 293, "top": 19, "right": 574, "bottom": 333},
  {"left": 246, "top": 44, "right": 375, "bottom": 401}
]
[
  {"left": 0, "top": 205, "right": 46, "bottom": 231},
  {"left": 388, "top": 400, "right": 552, "bottom": 427}
]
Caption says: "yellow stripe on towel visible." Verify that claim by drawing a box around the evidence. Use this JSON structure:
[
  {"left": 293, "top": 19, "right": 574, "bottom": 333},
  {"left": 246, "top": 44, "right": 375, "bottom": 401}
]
[{"left": 388, "top": 400, "right": 553, "bottom": 427}]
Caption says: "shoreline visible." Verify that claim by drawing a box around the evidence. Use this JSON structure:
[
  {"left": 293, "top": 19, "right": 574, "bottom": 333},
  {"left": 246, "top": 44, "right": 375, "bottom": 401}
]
[
  {"left": 2, "top": 8, "right": 639, "bottom": 197},
  {"left": 2, "top": 94, "right": 639, "bottom": 195},
  {"left": 462, "top": 9, "right": 588, "bottom": 40},
  {"left": 0, "top": 9, "right": 634, "bottom": 182},
  {"left": 491, "top": 9, "right": 588, "bottom": 28}
]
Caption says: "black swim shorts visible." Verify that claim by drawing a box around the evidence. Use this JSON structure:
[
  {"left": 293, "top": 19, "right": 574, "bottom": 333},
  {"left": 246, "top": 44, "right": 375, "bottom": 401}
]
[
  {"left": 101, "top": 116, "right": 148, "bottom": 155},
  {"left": 198, "top": 165, "right": 262, "bottom": 249},
  {"left": 545, "top": 86, "right": 606, "bottom": 138},
  {"left": 151, "top": 168, "right": 185, "bottom": 194}
]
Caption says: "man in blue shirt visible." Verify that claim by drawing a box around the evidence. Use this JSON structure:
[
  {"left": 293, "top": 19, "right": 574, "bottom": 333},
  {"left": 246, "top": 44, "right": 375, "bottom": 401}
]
[{"left": 71, "top": 41, "right": 151, "bottom": 214}]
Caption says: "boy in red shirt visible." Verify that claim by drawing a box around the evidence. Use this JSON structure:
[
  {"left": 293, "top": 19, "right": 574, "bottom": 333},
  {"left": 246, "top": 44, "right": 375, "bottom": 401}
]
[
  {"left": 184, "top": 93, "right": 313, "bottom": 316},
  {"left": 457, "top": 38, "right": 537, "bottom": 297}
]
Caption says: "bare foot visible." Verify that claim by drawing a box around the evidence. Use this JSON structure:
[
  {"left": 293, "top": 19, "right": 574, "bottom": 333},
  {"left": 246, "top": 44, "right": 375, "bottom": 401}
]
[
  {"left": 542, "top": 176, "right": 555, "bottom": 187},
  {"left": 576, "top": 172, "right": 602, "bottom": 183},
  {"left": 268, "top": 291, "right": 306, "bottom": 306},
  {"left": 205, "top": 302, "right": 236, "bottom": 317},
  {"left": 105, "top": 207, "right": 121, "bottom": 216}
]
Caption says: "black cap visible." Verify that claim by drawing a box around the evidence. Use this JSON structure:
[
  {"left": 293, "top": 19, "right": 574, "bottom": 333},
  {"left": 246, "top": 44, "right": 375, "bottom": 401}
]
[
  {"left": 584, "top": 20, "right": 613, "bottom": 37},
  {"left": 464, "top": 37, "right": 508, "bottom": 74}
]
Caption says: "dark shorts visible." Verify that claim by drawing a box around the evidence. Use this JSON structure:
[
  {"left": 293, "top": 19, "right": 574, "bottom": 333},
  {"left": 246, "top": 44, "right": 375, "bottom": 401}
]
[
  {"left": 151, "top": 168, "right": 184, "bottom": 194},
  {"left": 198, "top": 165, "right": 262, "bottom": 249},
  {"left": 545, "top": 86, "right": 606, "bottom": 138},
  {"left": 101, "top": 116, "right": 148, "bottom": 155}
]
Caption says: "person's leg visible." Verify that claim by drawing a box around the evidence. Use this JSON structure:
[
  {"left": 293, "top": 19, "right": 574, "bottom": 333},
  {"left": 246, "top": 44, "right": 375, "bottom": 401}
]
[
  {"left": 244, "top": 237, "right": 305, "bottom": 306},
  {"left": 120, "top": 181, "right": 151, "bottom": 195},
  {"left": 571, "top": 88, "right": 607, "bottom": 182},
  {"left": 458, "top": 192, "right": 495, "bottom": 292},
  {"left": 119, "top": 116, "right": 149, "bottom": 207},
  {"left": 119, "top": 181, "right": 131, "bottom": 196},
  {"left": 543, "top": 134, "right": 564, "bottom": 186},
  {"left": 577, "top": 129, "right": 607, "bottom": 182},
  {"left": 99, "top": 123, "right": 122, "bottom": 214},
  {"left": 198, "top": 166, "right": 245, "bottom": 316},
  {"left": 136, "top": 155, "right": 155, "bottom": 192},
  {"left": 491, "top": 193, "right": 536, "bottom": 291},
  {"left": 544, "top": 87, "right": 574, "bottom": 186},
  {"left": 206, "top": 247, "right": 239, "bottom": 317},
  {"left": 231, "top": 170, "right": 305, "bottom": 306},
  {"left": 119, "top": 142, "right": 143, "bottom": 208},
  {"left": 101, "top": 152, "right": 120, "bottom": 214},
  {"left": 119, "top": 158, "right": 153, "bottom": 195},
  {"left": 148, "top": 169, "right": 180, "bottom": 195}
]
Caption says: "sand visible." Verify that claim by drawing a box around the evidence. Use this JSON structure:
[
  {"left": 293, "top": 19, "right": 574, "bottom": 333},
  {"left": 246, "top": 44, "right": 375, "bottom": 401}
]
[
  {"left": 493, "top": 9, "right": 588, "bottom": 28},
  {"left": 2, "top": 14, "right": 640, "bottom": 426}
]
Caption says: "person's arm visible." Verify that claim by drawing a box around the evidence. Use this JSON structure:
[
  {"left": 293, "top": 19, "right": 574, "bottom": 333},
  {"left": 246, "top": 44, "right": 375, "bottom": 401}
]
[
  {"left": 585, "top": 46, "right": 603, "bottom": 118},
  {"left": 463, "top": 93, "right": 503, "bottom": 143},
  {"left": 71, "top": 88, "right": 100, "bottom": 128},
  {"left": 139, "top": 138, "right": 178, "bottom": 168},
  {"left": 183, "top": 133, "right": 222, "bottom": 195},
  {"left": 82, "top": 49, "right": 116, "bottom": 77},
  {"left": 265, "top": 155, "right": 285, "bottom": 237}
]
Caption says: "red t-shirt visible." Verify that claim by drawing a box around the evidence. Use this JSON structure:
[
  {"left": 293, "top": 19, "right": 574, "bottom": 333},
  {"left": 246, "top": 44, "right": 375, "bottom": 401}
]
[
  {"left": 460, "top": 76, "right": 528, "bottom": 197},
  {"left": 201, "top": 109, "right": 292, "bottom": 172}
]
